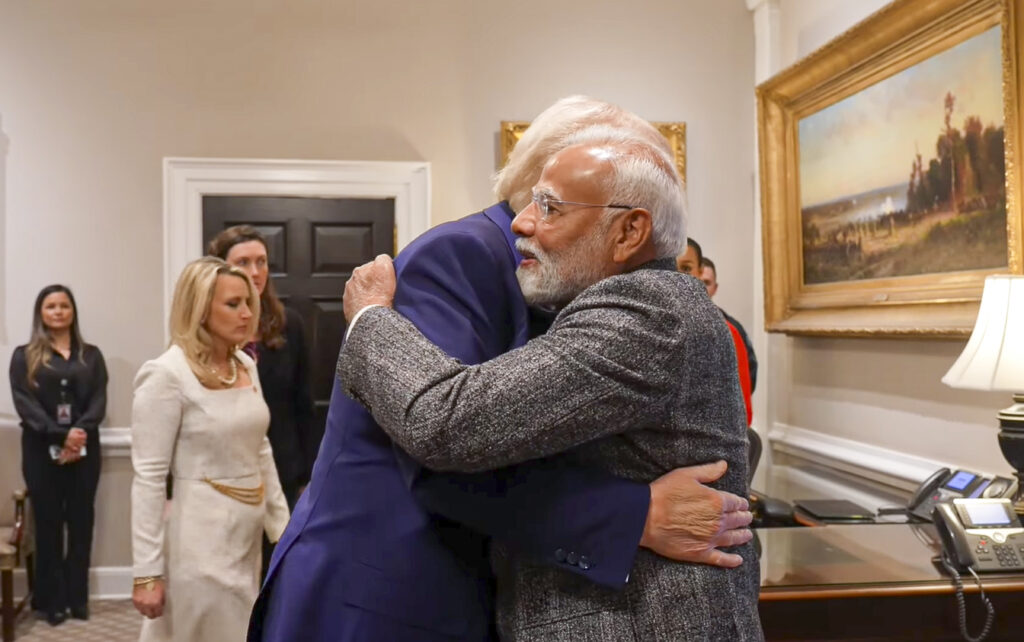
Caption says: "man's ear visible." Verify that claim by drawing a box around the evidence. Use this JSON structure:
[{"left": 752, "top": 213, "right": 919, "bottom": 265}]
[{"left": 612, "top": 208, "right": 653, "bottom": 264}]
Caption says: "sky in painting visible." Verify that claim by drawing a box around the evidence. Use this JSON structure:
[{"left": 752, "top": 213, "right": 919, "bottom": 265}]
[{"left": 798, "top": 26, "right": 1003, "bottom": 208}]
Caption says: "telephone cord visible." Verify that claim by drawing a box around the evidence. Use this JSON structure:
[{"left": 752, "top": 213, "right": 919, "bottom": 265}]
[{"left": 940, "top": 555, "right": 995, "bottom": 642}]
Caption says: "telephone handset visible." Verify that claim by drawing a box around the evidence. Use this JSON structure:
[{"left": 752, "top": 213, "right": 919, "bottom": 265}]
[
  {"left": 907, "top": 468, "right": 1016, "bottom": 523},
  {"left": 908, "top": 467, "right": 951, "bottom": 519}
]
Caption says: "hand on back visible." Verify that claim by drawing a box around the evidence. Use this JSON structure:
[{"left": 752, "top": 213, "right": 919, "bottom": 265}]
[{"left": 640, "top": 460, "right": 753, "bottom": 568}]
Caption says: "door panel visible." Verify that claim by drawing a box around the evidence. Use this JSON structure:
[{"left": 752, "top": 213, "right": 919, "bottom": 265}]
[{"left": 311, "top": 223, "right": 377, "bottom": 275}]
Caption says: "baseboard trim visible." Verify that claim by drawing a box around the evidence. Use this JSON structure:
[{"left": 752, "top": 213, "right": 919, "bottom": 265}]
[
  {"left": 7, "top": 566, "right": 132, "bottom": 601},
  {"left": 91, "top": 566, "right": 133, "bottom": 599},
  {"left": 98, "top": 427, "right": 131, "bottom": 457},
  {"left": 767, "top": 422, "right": 954, "bottom": 493}
]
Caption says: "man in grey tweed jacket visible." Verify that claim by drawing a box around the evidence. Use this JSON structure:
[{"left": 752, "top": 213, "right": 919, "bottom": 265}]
[{"left": 339, "top": 138, "right": 763, "bottom": 641}]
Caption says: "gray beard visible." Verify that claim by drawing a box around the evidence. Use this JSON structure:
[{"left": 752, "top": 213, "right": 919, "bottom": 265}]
[{"left": 515, "top": 233, "right": 609, "bottom": 309}]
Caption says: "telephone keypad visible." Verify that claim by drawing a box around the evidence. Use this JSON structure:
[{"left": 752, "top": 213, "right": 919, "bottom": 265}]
[{"left": 992, "top": 544, "right": 1021, "bottom": 567}]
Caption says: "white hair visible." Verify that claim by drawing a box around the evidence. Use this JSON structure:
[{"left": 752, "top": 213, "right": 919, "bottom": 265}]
[
  {"left": 560, "top": 129, "right": 687, "bottom": 258},
  {"left": 493, "top": 95, "right": 675, "bottom": 214}
]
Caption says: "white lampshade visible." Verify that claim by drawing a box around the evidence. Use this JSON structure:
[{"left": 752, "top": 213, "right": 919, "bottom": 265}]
[{"left": 942, "top": 275, "right": 1024, "bottom": 391}]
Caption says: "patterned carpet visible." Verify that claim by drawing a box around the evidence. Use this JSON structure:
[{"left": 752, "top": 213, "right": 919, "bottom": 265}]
[{"left": 13, "top": 601, "right": 140, "bottom": 641}]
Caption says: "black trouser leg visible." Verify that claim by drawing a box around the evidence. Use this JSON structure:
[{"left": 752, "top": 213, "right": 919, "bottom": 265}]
[
  {"left": 22, "top": 441, "right": 65, "bottom": 615},
  {"left": 63, "top": 435, "right": 100, "bottom": 610}
]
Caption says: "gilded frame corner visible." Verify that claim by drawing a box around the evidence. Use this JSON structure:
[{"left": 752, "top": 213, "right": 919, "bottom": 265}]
[
  {"left": 756, "top": 0, "right": 1024, "bottom": 338},
  {"left": 499, "top": 120, "right": 687, "bottom": 185}
]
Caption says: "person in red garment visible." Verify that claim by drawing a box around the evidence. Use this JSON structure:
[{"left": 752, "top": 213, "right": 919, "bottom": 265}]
[{"left": 676, "top": 238, "right": 752, "bottom": 425}]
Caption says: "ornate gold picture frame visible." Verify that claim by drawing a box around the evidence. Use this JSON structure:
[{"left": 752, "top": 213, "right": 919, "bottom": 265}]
[
  {"left": 757, "top": 0, "right": 1023, "bottom": 337},
  {"left": 500, "top": 121, "right": 687, "bottom": 184}
]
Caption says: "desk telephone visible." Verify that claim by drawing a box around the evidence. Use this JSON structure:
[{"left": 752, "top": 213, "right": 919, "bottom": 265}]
[
  {"left": 931, "top": 498, "right": 1024, "bottom": 642},
  {"left": 907, "top": 468, "right": 1015, "bottom": 522},
  {"left": 933, "top": 498, "right": 1024, "bottom": 573}
]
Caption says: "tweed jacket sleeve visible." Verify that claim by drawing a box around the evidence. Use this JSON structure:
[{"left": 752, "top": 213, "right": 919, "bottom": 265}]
[{"left": 339, "top": 268, "right": 686, "bottom": 473}]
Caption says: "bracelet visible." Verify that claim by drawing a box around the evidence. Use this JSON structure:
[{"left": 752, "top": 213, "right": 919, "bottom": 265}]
[{"left": 133, "top": 576, "right": 163, "bottom": 590}]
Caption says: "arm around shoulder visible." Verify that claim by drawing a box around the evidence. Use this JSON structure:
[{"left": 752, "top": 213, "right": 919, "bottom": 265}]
[{"left": 339, "top": 275, "right": 681, "bottom": 472}]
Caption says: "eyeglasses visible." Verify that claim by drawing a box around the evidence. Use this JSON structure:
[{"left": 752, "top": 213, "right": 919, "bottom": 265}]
[{"left": 531, "top": 191, "right": 635, "bottom": 221}]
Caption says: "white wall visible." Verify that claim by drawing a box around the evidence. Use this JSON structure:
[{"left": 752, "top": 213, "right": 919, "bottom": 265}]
[
  {"left": 759, "top": 0, "right": 1012, "bottom": 504},
  {"left": 0, "top": 0, "right": 756, "bottom": 573}
]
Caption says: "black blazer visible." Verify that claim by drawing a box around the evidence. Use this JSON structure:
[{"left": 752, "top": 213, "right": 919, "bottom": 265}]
[
  {"left": 9, "top": 343, "right": 108, "bottom": 447},
  {"left": 257, "top": 308, "right": 318, "bottom": 488}
]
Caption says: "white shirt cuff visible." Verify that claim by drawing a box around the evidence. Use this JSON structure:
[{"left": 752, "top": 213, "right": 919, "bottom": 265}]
[{"left": 344, "top": 304, "right": 386, "bottom": 342}]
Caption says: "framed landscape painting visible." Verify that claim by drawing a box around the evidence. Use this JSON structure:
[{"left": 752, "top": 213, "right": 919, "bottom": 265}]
[{"left": 757, "top": 0, "right": 1024, "bottom": 337}]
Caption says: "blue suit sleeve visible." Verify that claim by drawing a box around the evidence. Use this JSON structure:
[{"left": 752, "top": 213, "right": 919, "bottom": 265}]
[{"left": 391, "top": 226, "right": 648, "bottom": 589}]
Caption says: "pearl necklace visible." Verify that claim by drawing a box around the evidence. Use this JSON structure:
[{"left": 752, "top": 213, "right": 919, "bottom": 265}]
[{"left": 210, "top": 357, "right": 238, "bottom": 388}]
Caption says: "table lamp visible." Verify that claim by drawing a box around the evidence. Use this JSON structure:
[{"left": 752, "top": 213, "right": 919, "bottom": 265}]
[{"left": 942, "top": 274, "right": 1024, "bottom": 515}]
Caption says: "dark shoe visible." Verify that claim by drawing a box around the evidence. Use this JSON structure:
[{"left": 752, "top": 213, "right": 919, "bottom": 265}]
[
  {"left": 46, "top": 610, "right": 67, "bottom": 626},
  {"left": 70, "top": 605, "right": 89, "bottom": 620}
]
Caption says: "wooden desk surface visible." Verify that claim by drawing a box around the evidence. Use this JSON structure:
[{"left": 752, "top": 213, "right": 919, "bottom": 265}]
[
  {"left": 757, "top": 523, "right": 1024, "bottom": 600},
  {"left": 757, "top": 524, "right": 1024, "bottom": 640}
]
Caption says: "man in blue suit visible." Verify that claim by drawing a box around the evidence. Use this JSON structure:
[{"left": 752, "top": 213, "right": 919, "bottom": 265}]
[{"left": 250, "top": 97, "right": 753, "bottom": 641}]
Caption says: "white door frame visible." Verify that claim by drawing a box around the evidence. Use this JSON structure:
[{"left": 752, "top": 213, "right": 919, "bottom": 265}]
[{"left": 162, "top": 157, "right": 430, "bottom": 338}]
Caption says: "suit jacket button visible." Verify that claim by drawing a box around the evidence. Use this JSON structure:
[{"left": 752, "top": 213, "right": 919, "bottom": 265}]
[
  {"left": 578, "top": 555, "right": 591, "bottom": 570},
  {"left": 554, "top": 548, "right": 567, "bottom": 563},
  {"left": 566, "top": 551, "right": 579, "bottom": 566}
]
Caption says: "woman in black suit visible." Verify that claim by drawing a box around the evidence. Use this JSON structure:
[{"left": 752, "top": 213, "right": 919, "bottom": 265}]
[
  {"left": 209, "top": 226, "right": 318, "bottom": 572},
  {"left": 9, "top": 285, "right": 107, "bottom": 625}
]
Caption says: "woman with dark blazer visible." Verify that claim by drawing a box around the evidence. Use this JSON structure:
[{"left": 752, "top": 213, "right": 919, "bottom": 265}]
[
  {"left": 209, "top": 226, "right": 318, "bottom": 576},
  {"left": 9, "top": 285, "right": 107, "bottom": 626}
]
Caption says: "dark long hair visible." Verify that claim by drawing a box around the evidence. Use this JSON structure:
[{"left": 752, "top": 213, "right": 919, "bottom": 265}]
[
  {"left": 207, "top": 225, "right": 287, "bottom": 349},
  {"left": 26, "top": 284, "right": 86, "bottom": 387}
]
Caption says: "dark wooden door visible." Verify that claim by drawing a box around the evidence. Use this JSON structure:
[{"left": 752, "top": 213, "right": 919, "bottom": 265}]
[{"left": 202, "top": 195, "right": 395, "bottom": 446}]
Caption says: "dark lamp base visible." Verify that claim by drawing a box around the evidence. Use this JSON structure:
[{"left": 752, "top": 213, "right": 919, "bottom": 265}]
[{"left": 997, "top": 395, "right": 1024, "bottom": 516}]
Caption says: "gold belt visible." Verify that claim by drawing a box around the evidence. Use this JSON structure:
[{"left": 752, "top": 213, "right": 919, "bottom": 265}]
[{"left": 202, "top": 478, "right": 264, "bottom": 505}]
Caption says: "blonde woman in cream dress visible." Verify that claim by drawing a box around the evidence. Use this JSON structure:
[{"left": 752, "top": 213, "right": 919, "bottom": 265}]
[{"left": 130, "top": 257, "right": 290, "bottom": 641}]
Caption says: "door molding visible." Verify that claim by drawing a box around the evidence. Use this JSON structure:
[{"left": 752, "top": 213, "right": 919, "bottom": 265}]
[{"left": 163, "top": 157, "right": 430, "bottom": 338}]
